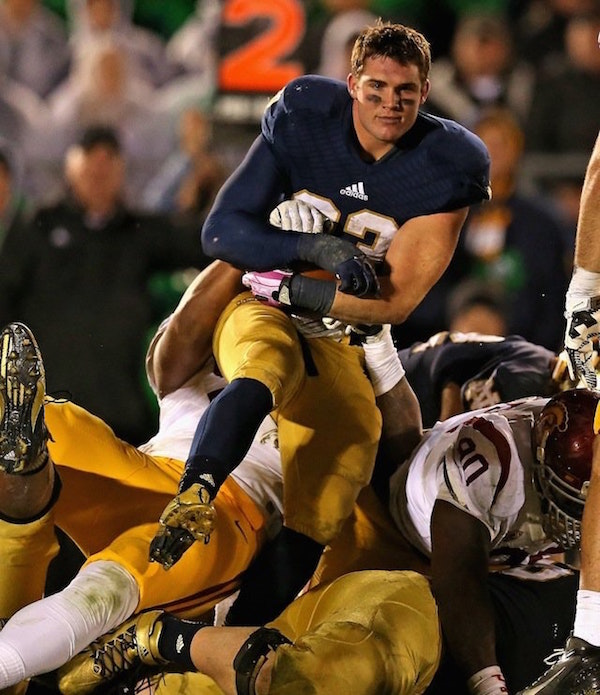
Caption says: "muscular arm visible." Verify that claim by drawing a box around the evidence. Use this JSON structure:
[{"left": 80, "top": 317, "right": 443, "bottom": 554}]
[
  {"left": 201, "top": 137, "right": 307, "bottom": 270},
  {"left": 575, "top": 131, "right": 600, "bottom": 272},
  {"left": 439, "top": 382, "right": 465, "bottom": 421},
  {"left": 580, "top": 435, "right": 600, "bottom": 591},
  {"left": 431, "top": 500, "right": 498, "bottom": 681},
  {"left": 328, "top": 208, "right": 467, "bottom": 324},
  {"left": 148, "top": 261, "right": 243, "bottom": 398}
]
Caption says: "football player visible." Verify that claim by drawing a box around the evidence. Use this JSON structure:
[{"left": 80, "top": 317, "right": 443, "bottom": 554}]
[
  {"left": 398, "top": 330, "right": 573, "bottom": 429},
  {"left": 0, "top": 262, "right": 287, "bottom": 693},
  {"left": 55, "top": 326, "right": 441, "bottom": 695},
  {"left": 385, "top": 389, "right": 600, "bottom": 695},
  {"left": 563, "top": 130, "right": 600, "bottom": 391},
  {"left": 515, "top": 133, "right": 600, "bottom": 693},
  {"left": 149, "top": 20, "right": 491, "bottom": 625},
  {"left": 56, "top": 338, "right": 600, "bottom": 695},
  {"left": 60, "top": 568, "right": 440, "bottom": 695}
]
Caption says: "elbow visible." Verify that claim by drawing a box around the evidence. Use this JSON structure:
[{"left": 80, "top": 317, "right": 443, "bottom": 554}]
[{"left": 200, "top": 221, "right": 221, "bottom": 259}]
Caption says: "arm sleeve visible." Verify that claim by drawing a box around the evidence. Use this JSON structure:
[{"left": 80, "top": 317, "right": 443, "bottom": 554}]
[{"left": 200, "top": 136, "right": 308, "bottom": 270}]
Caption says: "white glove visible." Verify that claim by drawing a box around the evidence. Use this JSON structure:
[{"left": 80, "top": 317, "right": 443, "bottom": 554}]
[
  {"left": 564, "top": 268, "right": 600, "bottom": 389},
  {"left": 269, "top": 199, "right": 331, "bottom": 233}
]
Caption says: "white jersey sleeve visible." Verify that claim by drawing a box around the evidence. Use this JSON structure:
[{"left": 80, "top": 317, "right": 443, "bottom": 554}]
[
  {"left": 437, "top": 414, "right": 525, "bottom": 543},
  {"left": 391, "top": 401, "right": 545, "bottom": 555}
]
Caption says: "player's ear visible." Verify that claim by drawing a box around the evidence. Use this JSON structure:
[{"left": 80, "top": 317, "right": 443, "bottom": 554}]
[
  {"left": 420, "top": 79, "right": 431, "bottom": 105},
  {"left": 347, "top": 73, "right": 357, "bottom": 98}
]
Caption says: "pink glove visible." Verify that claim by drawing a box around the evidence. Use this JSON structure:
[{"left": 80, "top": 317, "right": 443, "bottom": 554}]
[{"left": 242, "top": 269, "right": 293, "bottom": 307}]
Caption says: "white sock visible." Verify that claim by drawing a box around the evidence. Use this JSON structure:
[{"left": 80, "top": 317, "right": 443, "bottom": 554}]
[
  {"left": 573, "top": 589, "right": 600, "bottom": 646},
  {"left": 0, "top": 561, "right": 139, "bottom": 688}
]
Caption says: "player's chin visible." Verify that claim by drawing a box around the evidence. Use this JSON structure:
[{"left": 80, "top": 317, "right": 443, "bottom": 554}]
[{"left": 376, "top": 120, "right": 406, "bottom": 141}]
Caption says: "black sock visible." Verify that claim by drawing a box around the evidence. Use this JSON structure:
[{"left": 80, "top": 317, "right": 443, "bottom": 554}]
[
  {"left": 180, "top": 378, "right": 273, "bottom": 494},
  {"left": 225, "top": 526, "right": 324, "bottom": 626},
  {"left": 156, "top": 614, "right": 208, "bottom": 671}
]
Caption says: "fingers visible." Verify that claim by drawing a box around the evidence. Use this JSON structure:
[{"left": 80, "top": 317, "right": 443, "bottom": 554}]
[
  {"left": 335, "top": 257, "right": 380, "bottom": 297},
  {"left": 269, "top": 200, "right": 328, "bottom": 233},
  {"left": 149, "top": 525, "right": 196, "bottom": 570}
]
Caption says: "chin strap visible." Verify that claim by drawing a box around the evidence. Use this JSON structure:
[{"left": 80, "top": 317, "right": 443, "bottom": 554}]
[{"left": 233, "top": 627, "right": 291, "bottom": 695}]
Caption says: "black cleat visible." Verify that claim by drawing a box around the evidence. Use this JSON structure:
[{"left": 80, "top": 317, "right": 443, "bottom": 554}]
[{"left": 517, "top": 636, "right": 600, "bottom": 694}]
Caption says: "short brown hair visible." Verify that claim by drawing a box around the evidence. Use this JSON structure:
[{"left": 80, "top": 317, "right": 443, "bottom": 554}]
[{"left": 350, "top": 20, "right": 431, "bottom": 83}]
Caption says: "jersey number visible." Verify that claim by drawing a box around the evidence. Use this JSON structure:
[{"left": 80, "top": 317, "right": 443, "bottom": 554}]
[
  {"left": 294, "top": 191, "right": 399, "bottom": 261},
  {"left": 457, "top": 437, "right": 489, "bottom": 486}
]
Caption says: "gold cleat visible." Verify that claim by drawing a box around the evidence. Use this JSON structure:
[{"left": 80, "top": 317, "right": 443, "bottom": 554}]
[
  {"left": 58, "top": 610, "right": 166, "bottom": 695},
  {"left": 0, "top": 323, "right": 48, "bottom": 474},
  {"left": 149, "top": 483, "right": 217, "bottom": 569}
]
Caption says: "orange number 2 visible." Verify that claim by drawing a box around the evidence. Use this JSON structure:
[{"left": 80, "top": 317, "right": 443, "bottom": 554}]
[{"left": 219, "top": 0, "right": 306, "bottom": 93}]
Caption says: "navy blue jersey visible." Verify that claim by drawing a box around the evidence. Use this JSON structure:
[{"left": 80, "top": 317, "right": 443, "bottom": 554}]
[
  {"left": 202, "top": 76, "right": 491, "bottom": 269},
  {"left": 399, "top": 332, "right": 556, "bottom": 428}
]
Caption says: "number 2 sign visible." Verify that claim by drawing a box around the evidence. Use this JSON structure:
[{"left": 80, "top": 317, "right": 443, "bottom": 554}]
[{"left": 218, "top": 0, "right": 306, "bottom": 93}]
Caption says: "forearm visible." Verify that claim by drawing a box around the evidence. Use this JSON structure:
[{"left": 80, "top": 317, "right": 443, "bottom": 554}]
[
  {"left": 433, "top": 566, "right": 499, "bottom": 679},
  {"left": 150, "top": 261, "right": 243, "bottom": 397},
  {"left": 201, "top": 136, "right": 304, "bottom": 270},
  {"left": 190, "top": 626, "right": 275, "bottom": 695},
  {"left": 431, "top": 503, "right": 500, "bottom": 682},
  {"left": 328, "top": 276, "right": 422, "bottom": 325},
  {"left": 575, "top": 131, "right": 600, "bottom": 272}
]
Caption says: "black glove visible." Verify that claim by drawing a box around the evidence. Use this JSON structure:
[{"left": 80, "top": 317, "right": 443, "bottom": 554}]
[{"left": 296, "top": 234, "right": 379, "bottom": 297}]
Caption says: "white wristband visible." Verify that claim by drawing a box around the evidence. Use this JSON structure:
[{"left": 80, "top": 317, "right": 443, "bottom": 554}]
[
  {"left": 361, "top": 325, "right": 405, "bottom": 397},
  {"left": 467, "top": 666, "right": 508, "bottom": 695},
  {"left": 567, "top": 267, "right": 600, "bottom": 300}
]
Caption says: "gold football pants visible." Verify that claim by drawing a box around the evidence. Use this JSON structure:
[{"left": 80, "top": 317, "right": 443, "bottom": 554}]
[
  {"left": 0, "top": 399, "right": 268, "bottom": 620},
  {"left": 214, "top": 293, "right": 382, "bottom": 544},
  {"left": 152, "top": 570, "right": 440, "bottom": 695}
]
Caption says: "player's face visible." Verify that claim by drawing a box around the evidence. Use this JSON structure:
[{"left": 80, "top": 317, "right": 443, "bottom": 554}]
[{"left": 348, "top": 55, "right": 430, "bottom": 160}]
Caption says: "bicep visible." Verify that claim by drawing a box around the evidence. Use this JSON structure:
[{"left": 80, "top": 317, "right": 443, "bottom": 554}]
[
  {"left": 328, "top": 208, "right": 468, "bottom": 325},
  {"left": 431, "top": 499, "right": 491, "bottom": 579},
  {"left": 201, "top": 137, "right": 293, "bottom": 268},
  {"left": 383, "top": 207, "right": 467, "bottom": 314}
]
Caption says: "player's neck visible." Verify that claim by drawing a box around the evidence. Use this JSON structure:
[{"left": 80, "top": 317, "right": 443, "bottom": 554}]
[{"left": 351, "top": 127, "right": 396, "bottom": 162}]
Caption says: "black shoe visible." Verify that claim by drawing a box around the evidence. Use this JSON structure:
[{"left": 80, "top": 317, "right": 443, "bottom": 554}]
[
  {"left": 0, "top": 322, "right": 48, "bottom": 474},
  {"left": 517, "top": 636, "right": 600, "bottom": 694}
]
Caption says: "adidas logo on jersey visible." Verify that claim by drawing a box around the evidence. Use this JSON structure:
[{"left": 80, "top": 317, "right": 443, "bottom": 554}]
[{"left": 340, "top": 182, "right": 368, "bottom": 201}]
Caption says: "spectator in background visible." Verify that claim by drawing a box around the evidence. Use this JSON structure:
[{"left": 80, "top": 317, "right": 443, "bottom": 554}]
[
  {"left": 0, "top": 0, "right": 69, "bottom": 98},
  {"left": 47, "top": 36, "right": 173, "bottom": 201},
  {"left": 0, "top": 36, "right": 50, "bottom": 202},
  {"left": 66, "top": 0, "right": 172, "bottom": 87},
  {"left": 0, "top": 125, "right": 209, "bottom": 445},
  {"left": 446, "top": 279, "right": 508, "bottom": 336},
  {"left": 316, "top": 2, "right": 377, "bottom": 81},
  {"left": 525, "top": 9, "right": 600, "bottom": 155},
  {"left": 0, "top": 144, "right": 30, "bottom": 255},
  {"left": 163, "top": 0, "right": 220, "bottom": 108},
  {"left": 425, "top": 12, "right": 536, "bottom": 128},
  {"left": 514, "top": 0, "right": 600, "bottom": 73},
  {"left": 143, "top": 105, "right": 227, "bottom": 223},
  {"left": 447, "top": 108, "right": 573, "bottom": 351}
]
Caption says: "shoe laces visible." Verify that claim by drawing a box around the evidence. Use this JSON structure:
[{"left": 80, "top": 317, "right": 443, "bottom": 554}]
[
  {"left": 543, "top": 647, "right": 567, "bottom": 667},
  {"left": 92, "top": 625, "right": 139, "bottom": 678}
]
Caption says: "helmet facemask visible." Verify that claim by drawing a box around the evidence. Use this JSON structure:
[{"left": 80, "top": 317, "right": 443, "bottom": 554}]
[{"left": 531, "top": 388, "right": 600, "bottom": 549}]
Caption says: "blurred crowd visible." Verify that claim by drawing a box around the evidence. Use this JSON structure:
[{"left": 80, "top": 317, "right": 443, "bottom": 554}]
[{"left": 0, "top": 0, "right": 598, "bottom": 441}]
